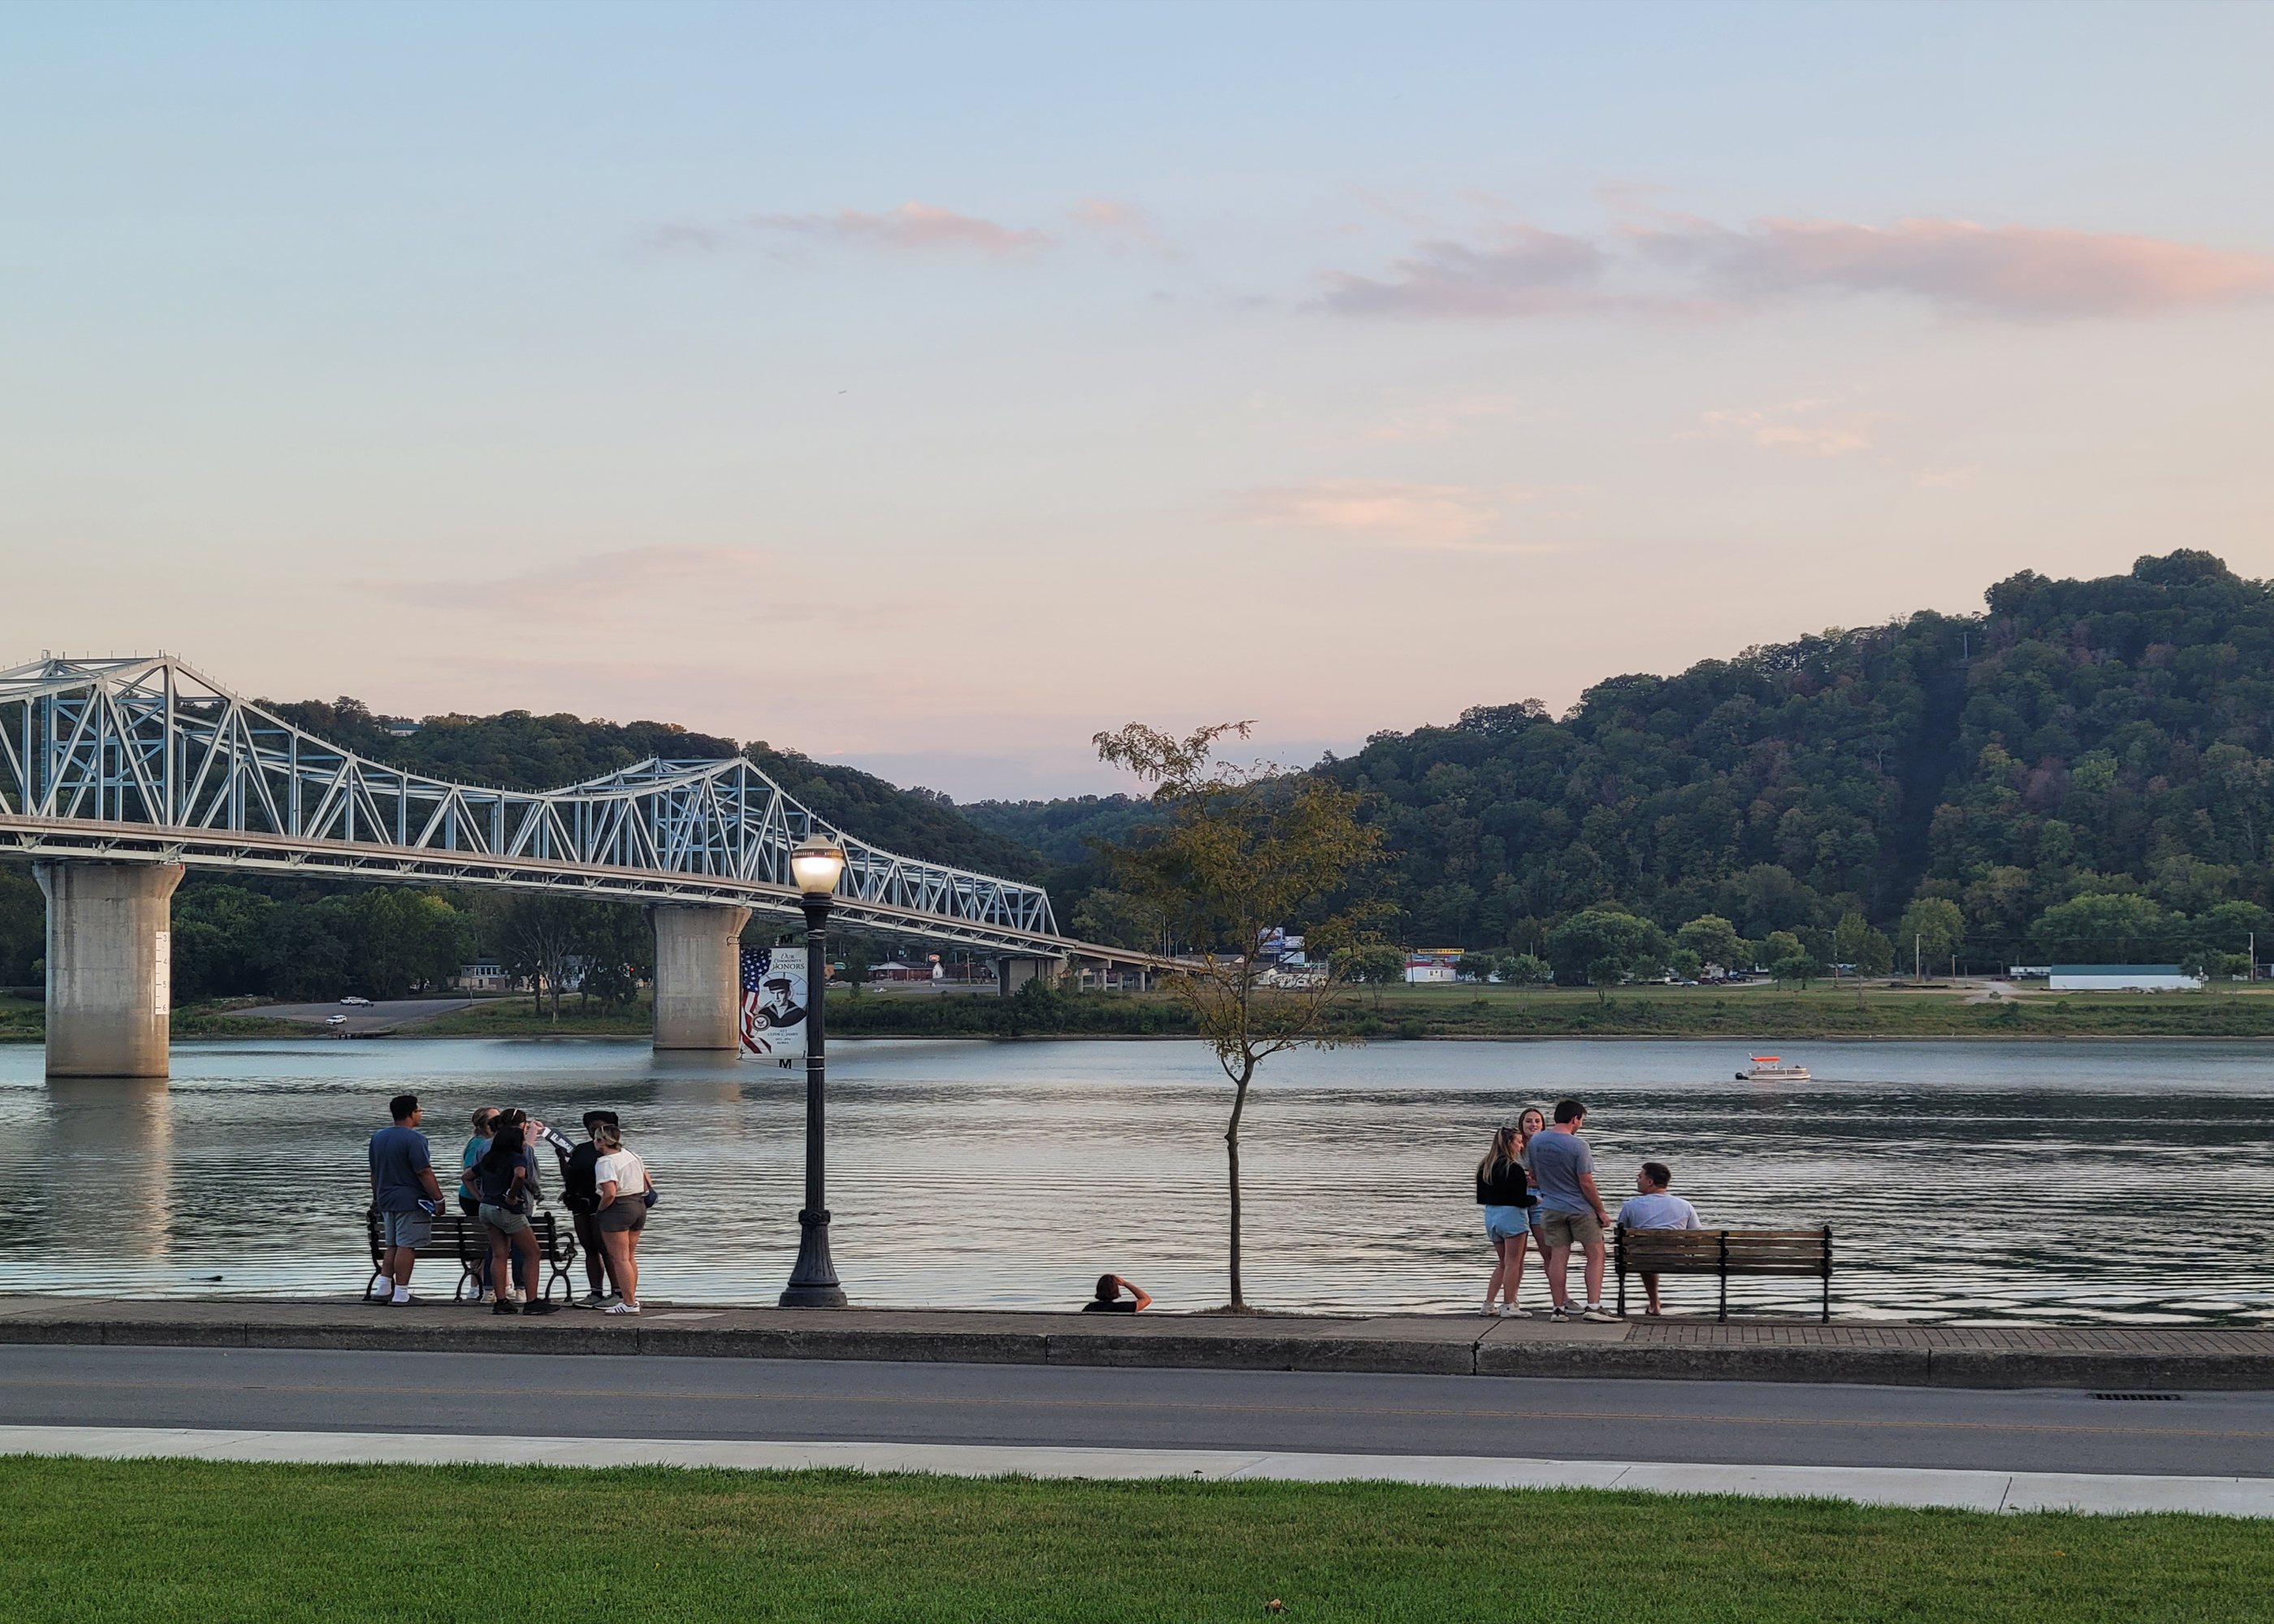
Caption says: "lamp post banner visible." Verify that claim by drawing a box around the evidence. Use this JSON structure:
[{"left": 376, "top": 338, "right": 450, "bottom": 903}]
[{"left": 738, "top": 946, "right": 808, "bottom": 1068}]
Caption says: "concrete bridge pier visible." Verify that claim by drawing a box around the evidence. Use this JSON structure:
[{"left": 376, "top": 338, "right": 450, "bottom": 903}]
[
  {"left": 650, "top": 903, "right": 751, "bottom": 1050},
  {"left": 996, "top": 955, "right": 1063, "bottom": 996},
  {"left": 36, "top": 862, "right": 184, "bottom": 1079}
]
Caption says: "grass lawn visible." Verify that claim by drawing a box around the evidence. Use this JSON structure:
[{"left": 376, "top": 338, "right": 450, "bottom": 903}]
[{"left": 0, "top": 1459, "right": 2266, "bottom": 1623}]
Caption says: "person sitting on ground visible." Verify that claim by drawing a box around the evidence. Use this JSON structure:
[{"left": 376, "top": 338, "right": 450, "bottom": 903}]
[
  {"left": 556, "top": 1110, "right": 620, "bottom": 1308},
  {"left": 474, "top": 1125, "right": 559, "bottom": 1316},
  {"left": 591, "top": 1121, "right": 652, "bottom": 1316},
  {"left": 1615, "top": 1162, "right": 1703, "bottom": 1317},
  {"left": 1082, "top": 1274, "right": 1152, "bottom": 1313},
  {"left": 368, "top": 1092, "right": 445, "bottom": 1307}
]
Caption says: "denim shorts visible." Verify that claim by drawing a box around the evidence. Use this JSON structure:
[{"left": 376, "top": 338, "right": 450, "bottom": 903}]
[
  {"left": 1483, "top": 1205, "right": 1529, "bottom": 1242},
  {"left": 479, "top": 1203, "right": 531, "bottom": 1235}
]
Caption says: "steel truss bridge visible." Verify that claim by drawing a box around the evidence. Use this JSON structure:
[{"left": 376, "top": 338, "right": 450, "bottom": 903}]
[{"left": 0, "top": 655, "right": 1139, "bottom": 961}]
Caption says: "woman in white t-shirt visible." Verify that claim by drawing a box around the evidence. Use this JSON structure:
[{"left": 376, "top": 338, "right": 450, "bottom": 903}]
[{"left": 590, "top": 1121, "right": 653, "bottom": 1315}]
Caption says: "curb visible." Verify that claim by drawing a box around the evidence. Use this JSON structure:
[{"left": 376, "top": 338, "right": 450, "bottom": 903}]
[{"left": 2, "top": 1315, "right": 2269, "bottom": 1390}]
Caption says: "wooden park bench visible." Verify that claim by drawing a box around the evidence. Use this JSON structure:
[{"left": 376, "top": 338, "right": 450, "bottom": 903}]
[
  {"left": 362, "top": 1208, "right": 581, "bottom": 1304},
  {"left": 1614, "top": 1225, "right": 1833, "bottom": 1322}
]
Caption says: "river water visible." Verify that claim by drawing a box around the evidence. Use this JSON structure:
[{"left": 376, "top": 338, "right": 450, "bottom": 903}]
[{"left": 1, "top": 1036, "right": 2268, "bottom": 1325}]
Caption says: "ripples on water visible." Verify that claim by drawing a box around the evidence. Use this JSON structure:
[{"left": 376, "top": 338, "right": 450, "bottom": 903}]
[{"left": 0, "top": 1036, "right": 2268, "bottom": 1326}]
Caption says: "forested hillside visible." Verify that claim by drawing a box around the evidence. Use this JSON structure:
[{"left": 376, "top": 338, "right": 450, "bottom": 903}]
[
  {"left": 962, "top": 794, "right": 1152, "bottom": 866},
  {"left": 1307, "top": 550, "right": 2274, "bottom": 973},
  {"left": 6, "top": 551, "right": 2270, "bottom": 997}
]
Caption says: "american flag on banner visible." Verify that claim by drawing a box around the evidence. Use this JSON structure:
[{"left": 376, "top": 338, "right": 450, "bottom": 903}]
[{"left": 739, "top": 946, "right": 808, "bottom": 1067}]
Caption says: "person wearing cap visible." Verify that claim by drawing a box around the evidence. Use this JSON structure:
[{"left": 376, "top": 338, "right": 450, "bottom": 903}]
[{"left": 755, "top": 977, "right": 806, "bottom": 1030}]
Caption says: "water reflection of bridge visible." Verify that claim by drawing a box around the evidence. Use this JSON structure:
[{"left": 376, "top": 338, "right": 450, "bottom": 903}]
[{"left": 1, "top": 656, "right": 1163, "bottom": 1078}]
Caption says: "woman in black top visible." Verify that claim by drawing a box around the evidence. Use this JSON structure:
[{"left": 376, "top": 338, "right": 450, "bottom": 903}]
[
  {"left": 1475, "top": 1125, "right": 1537, "bottom": 1317},
  {"left": 475, "top": 1126, "right": 558, "bottom": 1316}
]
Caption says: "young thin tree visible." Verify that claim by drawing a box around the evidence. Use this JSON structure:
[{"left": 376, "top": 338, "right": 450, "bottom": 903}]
[{"left": 1093, "top": 722, "right": 1386, "bottom": 1311}]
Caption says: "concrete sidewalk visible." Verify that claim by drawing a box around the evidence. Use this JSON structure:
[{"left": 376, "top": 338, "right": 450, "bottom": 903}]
[
  {"left": 6, "top": 1424, "right": 2269, "bottom": 1518},
  {"left": 2, "top": 1296, "right": 2268, "bottom": 1389}
]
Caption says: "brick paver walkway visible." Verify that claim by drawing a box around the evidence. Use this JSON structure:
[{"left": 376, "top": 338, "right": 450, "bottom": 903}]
[{"left": 1627, "top": 1322, "right": 2274, "bottom": 1354}]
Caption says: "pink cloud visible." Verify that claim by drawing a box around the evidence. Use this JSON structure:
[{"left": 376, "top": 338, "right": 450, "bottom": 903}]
[
  {"left": 1321, "top": 225, "right": 1605, "bottom": 317},
  {"left": 370, "top": 546, "right": 861, "bottom": 629},
  {"left": 1322, "top": 207, "right": 2273, "bottom": 322},
  {"left": 752, "top": 201, "right": 1050, "bottom": 259},
  {"left": 1695, "top": 401, "right": 1886, "bottom": 458},
  {"left": 1637, "top": 216, "right": 2274, "bottom": 318},
  {"left": 1072, "top": 197, "right": 1163, "bottom": 251},
  {"left": 1227, "top": 481, "right": 1554, "bottom": 553}
]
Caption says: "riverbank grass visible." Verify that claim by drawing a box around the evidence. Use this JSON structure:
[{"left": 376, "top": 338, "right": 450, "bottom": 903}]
[
  {"left": 408, "top": 989, "right": 656, "bottom": 1036},
  {"left": 1, "top": 1458, "right": 2264, "bottom": 1623}
]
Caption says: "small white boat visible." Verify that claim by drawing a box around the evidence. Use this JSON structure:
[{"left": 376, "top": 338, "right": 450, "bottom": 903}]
[{"left": 1736, "top": 1055, "right": 1810, "bottom": 1082}]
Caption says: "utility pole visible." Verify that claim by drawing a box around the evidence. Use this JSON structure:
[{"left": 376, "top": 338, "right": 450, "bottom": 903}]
[{"left": 1915, "top": 934, "right": 1922, "bottom": 983}]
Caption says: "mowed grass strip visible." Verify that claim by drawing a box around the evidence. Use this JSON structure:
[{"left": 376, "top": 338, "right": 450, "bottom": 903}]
[{"left": 1, "top": 1458, "right": 2268, "bottom": 1623}]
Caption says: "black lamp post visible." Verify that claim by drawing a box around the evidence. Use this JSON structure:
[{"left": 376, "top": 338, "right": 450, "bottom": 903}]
[{"left": 780, "top": 832, "right": 850, "bottom": 1307}]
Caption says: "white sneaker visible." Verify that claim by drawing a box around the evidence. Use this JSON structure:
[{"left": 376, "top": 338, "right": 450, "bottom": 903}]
[
  {"left": 604, "top": 1301, "right": 641, "bottom": 1315},
  {"left": 1581, "top": 1306, "right": 1620, "bottom": 1323},
  {"left": 1497, "top": 1303, "right": 1520, "bottom": 1318},
  {"left": 1480, "top": 1297, "right": 1495, "bottom": 1316}
]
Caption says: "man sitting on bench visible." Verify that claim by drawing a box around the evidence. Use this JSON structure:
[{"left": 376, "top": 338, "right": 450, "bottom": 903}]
[{"left": 1616, "top": 1162, "right": 1702, "bottom": 1317}]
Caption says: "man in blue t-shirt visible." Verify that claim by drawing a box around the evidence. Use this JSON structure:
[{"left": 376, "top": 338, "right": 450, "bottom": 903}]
[
  {"left": 368, "top": 1092, "right": 444, "bottom": 1306},
  {"left": 1528, "top": 1099, "right": 1615, "bottom": 1323}
]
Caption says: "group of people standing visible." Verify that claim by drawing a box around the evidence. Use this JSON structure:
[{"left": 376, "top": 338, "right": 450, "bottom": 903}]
[
  {"left": 365, "top": 1091, "right": 655, "bottom": 1315},
  {"left": 1475, "top": 1098, "right": 1701, "bottom": 1321}
]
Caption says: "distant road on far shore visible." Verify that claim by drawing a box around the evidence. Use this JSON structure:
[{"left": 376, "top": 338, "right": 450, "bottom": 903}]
[{"left": 237, "top": 999, "right": 473, "bottom": 1034}]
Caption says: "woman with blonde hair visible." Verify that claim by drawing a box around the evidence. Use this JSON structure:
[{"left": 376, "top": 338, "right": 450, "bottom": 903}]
[
  {"left": 591, "top": 1121, "right": 654, "bottom": 1315},
  {"left": 1474, "top": 1122, "right": 1537, "bottom": 1317}
]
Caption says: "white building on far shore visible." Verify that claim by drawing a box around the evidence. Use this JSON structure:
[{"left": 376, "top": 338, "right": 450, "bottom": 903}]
[{"left": 2047, "top": 964, "right": 2200, "bottom": 992}]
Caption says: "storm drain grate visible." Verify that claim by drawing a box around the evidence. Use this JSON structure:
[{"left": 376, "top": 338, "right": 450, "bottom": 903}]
[{"left": 2090, "top": 1392, "right": 2181, "bottom": 1401}]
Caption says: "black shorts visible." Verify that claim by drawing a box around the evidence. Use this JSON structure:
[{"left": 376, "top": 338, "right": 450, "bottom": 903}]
[{"left": 595, "top": 1201, "right": 646, "bottom": 1234}]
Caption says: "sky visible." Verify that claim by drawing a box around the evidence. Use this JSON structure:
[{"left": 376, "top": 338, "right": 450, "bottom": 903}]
[{"left": 4, "top": 1, "right": 2272, "bottom": 801}]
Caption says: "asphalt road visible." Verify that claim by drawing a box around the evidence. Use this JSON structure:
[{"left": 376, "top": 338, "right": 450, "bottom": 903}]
[
  {"left": 239, "top": 999, "right": 471, "bottom": 1033},
  {"left": 2, "top": 1346, "right": 2267, "bottom": 1477}
]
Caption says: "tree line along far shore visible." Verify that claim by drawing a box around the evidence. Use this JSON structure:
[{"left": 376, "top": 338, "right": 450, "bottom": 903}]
[{"left": 4, "top": 548, "right": 2272, "bottom": 1002}]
